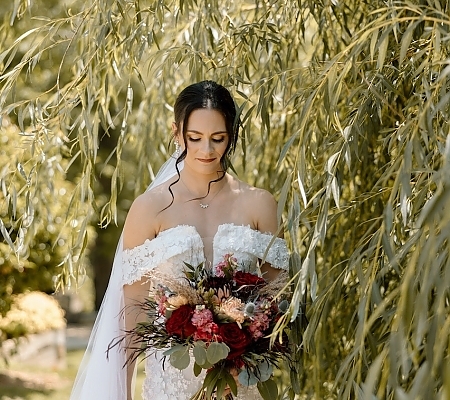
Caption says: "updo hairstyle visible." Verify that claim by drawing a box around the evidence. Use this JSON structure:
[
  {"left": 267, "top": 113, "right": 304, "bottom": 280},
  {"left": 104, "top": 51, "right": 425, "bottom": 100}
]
[{"left": 173, "top": 80, "right": 239, "bottom": 172}]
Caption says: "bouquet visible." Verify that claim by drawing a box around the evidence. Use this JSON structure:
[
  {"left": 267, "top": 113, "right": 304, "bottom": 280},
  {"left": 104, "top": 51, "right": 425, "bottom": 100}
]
[{"left": 120, "top": 254, "right": 291, "bottom": 400}]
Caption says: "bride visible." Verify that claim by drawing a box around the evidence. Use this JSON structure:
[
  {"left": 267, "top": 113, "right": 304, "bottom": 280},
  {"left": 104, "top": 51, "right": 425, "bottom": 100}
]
[{"left": 70, "top": 80, "right": 289, "bottom": 400}]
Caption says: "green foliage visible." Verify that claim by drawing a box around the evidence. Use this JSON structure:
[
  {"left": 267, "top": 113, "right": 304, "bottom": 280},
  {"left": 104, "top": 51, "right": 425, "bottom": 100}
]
[
  {"left": 1, "top": 0, "right": 450, "bottom": 398},
  {"left": 286, "top": 2, "right": 450, "bottom": 399},
  {"left": 0, "top": 118, "right": 93, "bottom": 315},
  {"left": 166, "top": 344, "right": 191, "bottom": 370}
]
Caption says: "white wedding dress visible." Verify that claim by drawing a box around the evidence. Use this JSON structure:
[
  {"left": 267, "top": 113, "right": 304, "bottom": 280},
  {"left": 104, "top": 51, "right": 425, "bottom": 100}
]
[
  {"left": 122, "top": 223, "right": 289, "bottom": 400},
  {"left": 70, "top": 155, "right": 289, "bottom": 400}
]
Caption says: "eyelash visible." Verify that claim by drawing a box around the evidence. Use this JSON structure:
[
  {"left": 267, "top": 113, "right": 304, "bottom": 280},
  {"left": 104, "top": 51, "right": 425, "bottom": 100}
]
[{"left": 188, "top": 137, "right": 225, "bottom": 143}]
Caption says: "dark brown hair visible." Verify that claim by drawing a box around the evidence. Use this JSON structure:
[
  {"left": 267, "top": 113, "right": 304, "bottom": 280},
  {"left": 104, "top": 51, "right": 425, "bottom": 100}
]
[
  {"left": 173, "top": 80, "right": 239, "bottom": 171},
  {"left": 164, "top": 81, "right": 240, "bottom": 210}
]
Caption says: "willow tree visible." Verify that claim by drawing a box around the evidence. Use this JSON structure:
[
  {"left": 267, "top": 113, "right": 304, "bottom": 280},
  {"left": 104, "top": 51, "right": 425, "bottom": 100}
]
[{"left": 1, "top": 0, "right": 450, "bottom": 398}]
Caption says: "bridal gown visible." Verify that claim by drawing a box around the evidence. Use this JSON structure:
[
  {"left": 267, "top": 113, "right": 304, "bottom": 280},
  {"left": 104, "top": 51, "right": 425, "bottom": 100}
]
[{"left": 121, "top": 223, "right": 289, "bottom": 400}]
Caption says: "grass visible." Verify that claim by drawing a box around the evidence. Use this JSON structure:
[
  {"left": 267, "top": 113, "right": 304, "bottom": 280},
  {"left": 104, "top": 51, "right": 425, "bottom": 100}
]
[{"left": 0, "top": 349, "right": 146, "bottom": 400}]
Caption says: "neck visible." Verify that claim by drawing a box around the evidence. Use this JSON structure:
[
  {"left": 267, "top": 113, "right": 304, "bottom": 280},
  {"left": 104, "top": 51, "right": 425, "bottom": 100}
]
[{"left": 179, "top": 166, "right": 226, "bottom": 196}]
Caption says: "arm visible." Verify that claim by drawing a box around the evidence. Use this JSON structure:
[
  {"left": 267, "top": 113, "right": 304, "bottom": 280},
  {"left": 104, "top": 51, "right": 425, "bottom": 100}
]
[
  {"left": 123, "top": 280, "right": 149, "bottom": 400},
  {"left": 251, "top": 189, "right": 284, "bottom": 281},
  {"left": 122, "top": 194, "right": 158, "bottom": 400}
]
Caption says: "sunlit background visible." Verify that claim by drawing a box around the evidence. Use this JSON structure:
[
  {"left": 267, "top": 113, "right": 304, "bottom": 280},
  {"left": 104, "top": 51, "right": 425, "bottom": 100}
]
[{"left": 1, "top": 0, "right": 450, "bottom": 399}]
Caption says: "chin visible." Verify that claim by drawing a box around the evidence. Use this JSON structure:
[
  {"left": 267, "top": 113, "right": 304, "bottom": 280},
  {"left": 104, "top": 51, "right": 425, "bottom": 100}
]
[{"left": 188, "top": 160, "right": 223, "bottom": 175}]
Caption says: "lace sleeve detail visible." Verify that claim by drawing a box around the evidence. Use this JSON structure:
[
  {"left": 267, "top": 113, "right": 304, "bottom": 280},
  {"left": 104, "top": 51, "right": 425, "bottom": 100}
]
[
  {"left": 214, "top": 224, "right": 289, "bottom": 270},
  {"left": 121, "top": 226, "right": 203, "bottom": 285},
  {"left": 260, "top": 236, "right": 289, "bottom": 269}
]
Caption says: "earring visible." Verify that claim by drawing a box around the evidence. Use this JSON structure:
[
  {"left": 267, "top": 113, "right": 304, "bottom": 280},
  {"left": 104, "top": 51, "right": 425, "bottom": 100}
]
[{"left": 175, "top": 140, "right": 181, "bottom": 157}]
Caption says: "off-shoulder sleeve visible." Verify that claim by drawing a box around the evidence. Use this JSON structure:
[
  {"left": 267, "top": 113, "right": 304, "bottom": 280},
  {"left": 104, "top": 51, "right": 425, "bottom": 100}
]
[
  {"left": 214, "top": 224, "right": 289, "bottom": 270},
  {"left": 121, "top": 226, "right": 203, "bottom": 285}
]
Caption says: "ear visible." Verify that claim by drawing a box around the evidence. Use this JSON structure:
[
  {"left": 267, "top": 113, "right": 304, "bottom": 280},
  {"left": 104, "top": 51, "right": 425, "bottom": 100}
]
[
  {"left": 172, "top": 122, "right": 186, "bottom": 151},
  {"left": 171, "top": 122, "right": 178, "bottom": 137}
]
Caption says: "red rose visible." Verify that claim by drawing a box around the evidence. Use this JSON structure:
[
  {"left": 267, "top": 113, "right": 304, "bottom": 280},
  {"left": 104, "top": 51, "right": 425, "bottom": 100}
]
[
  {"left": 234, "top": 271, "right": 266, "bottom": 288},
  {"left": 166, "top": 305, "right": 196, "bottom": 338},
  {"left": 218, "top": 323, "right": 251, "bottom": 359}
]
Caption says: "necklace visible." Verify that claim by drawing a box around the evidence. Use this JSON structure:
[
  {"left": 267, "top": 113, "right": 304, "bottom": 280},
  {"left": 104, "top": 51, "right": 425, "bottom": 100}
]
[{"left": 180, "top": 177, "right": 226, "bottom": 209}]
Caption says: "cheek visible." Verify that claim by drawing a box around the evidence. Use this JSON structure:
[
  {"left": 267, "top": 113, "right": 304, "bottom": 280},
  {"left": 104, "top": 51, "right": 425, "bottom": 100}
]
[
  {"left": 217, "top": 140, "right": 229, "bottom": 155},
  {"left": 185, "top": 141, "right": 198, "bottom": 153}
]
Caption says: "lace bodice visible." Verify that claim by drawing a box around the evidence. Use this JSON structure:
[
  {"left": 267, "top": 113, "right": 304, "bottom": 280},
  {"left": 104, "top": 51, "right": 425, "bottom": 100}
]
[
  {"left": 121, "top": 223, "right": 289, "bottom": 400},
  {"left": 122, "top": 223, "right": 289, "bottom": 285}
]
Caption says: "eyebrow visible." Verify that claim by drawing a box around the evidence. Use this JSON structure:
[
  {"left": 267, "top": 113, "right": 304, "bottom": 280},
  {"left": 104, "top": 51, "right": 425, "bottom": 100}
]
[{"left": 186, "top": 130, "right": 228, "bottom": 135}]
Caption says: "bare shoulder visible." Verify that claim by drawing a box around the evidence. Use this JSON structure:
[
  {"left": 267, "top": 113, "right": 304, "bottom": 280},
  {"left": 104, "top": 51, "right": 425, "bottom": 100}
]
[
  {"left": 122, "top": 182, "right": 172, "bottom": 250},
  {"left": 231, "top": 177, "right": 276, "bottom": 208},
  {"left": 230, "top": 177, "right": 278, "bottom": 233}
]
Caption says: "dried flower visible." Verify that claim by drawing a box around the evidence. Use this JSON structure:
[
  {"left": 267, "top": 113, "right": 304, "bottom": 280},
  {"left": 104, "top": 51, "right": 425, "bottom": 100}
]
[
  {"left": 167, "top": 295, "right": 188, "bottom": 308},
  {"left": 120, "top": 253, "right": 292, "bottom": 400},
  {"left": 278, "top": 299, "right": 289, "bottom": 313},
  {"left": 220, "top": 296, "right": 245, "bottom": 324},
  {"left": 244, "top": 302, "right": 256, "bottom": 317}
]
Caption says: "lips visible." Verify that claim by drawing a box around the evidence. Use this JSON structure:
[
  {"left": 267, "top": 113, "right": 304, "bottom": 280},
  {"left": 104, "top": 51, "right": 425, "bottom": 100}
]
[{"left": 197, "top": 158, "right": 215, "bottom": 163}]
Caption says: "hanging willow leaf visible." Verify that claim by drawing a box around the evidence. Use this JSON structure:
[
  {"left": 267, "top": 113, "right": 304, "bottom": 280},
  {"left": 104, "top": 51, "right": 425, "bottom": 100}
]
[
  {"left": 0, "top": 219, "right": 14, "bottom": 250},
  {"left": 1, "top": 0, "right": 450, "bottom": 398},
  {"left": 399, "top": 20, "right": 419, "bottom": 65}
]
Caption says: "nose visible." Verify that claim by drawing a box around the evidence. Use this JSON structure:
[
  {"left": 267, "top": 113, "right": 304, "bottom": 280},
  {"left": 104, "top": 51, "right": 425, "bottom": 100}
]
[{"left": 201, "top": 139, "right": 214, "bottom": 154}]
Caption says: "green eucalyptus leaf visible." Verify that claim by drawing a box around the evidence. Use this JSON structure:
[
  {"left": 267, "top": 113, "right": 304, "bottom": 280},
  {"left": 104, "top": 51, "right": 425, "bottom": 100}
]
[
  {"left": 206, "top": 342, "right": 229, "bottom": 364},
  {"left": 238, "top": 368, "right": 258, "bottom": 387},
  {"left": 169, "top": 348, "right": 190, "bottom": 370},
  {"left": 256, "top": 360, "right": 273, "bottom": 382},
  {"left": 193, "top": 343, "right": 207, "bottom": 366},
  {"left": 163, "top": 344, "right": 186, "bottom": 356},
  {"left": 200, "top": 359, "right": 213, "bottom": 369}
]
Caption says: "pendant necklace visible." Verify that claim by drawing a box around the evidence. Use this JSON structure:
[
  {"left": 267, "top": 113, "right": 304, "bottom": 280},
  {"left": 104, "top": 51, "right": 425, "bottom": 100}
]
[{"left": 180, "top": 178, "right": 226, "bottom": 209}]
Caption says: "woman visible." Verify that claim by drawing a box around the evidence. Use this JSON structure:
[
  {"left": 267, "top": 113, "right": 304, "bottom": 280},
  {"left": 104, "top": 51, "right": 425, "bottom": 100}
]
[{"left": 70, "top": 81, "right": 289, "bottom": 400}]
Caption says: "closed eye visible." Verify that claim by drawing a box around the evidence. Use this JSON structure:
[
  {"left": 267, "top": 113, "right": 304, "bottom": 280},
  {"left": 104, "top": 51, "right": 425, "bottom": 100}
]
[{"left": 187, "top": 137, "right": 226, "bottom": 143}]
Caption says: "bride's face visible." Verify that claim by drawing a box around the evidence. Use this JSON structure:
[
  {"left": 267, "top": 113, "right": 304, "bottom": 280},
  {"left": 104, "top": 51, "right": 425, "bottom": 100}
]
[{"left": 175, "top": 108, "right": 229, "bottom": 176}]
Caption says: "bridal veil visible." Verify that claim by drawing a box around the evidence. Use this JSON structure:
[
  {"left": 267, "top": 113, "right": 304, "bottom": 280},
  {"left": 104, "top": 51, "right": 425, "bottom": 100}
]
[{"left": 70, "top": 154, "right": 182, "bottom": 400}]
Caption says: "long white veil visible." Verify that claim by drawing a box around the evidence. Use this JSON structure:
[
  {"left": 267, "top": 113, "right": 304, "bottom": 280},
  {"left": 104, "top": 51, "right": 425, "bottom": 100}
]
[{"left": 70, "top": 154, "right": 182, "bottom": 400}]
